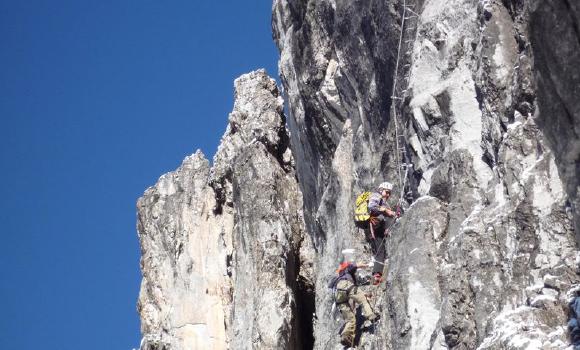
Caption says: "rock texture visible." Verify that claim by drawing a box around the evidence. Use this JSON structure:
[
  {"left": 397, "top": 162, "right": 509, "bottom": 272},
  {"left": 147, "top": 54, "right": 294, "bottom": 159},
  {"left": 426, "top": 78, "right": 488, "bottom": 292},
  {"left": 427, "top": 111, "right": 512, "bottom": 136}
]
[
  {"left": 137, "top": 1, "right": 580, "bottom": 349},
  {"left": 272, "top": 2, "right": 407, "bottom": 346},
  {"left": 137, "top": 70, "right": 314, "bottom": 350},
  {"left": 528, "top": 0, "right": 580, "bottom": 242},
  {"left": 273, "top": 0, "right": 579, "bottom": 349},
  {"left": 138, "top": 151, "right": 229, "bottom": 350}
]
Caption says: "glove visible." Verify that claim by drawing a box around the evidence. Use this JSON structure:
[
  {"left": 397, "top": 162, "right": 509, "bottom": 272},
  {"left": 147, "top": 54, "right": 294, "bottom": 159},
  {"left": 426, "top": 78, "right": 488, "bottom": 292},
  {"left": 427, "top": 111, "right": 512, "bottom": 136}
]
[{"left": 396, "top": 205, "right": 403, "bottom": 217}]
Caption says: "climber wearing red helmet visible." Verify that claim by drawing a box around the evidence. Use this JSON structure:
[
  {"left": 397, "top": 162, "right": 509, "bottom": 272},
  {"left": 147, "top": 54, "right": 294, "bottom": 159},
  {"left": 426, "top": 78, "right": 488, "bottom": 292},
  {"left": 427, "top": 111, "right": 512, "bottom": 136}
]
[{"left": 329, "top": 255, "right": 379, "bottom": 347}]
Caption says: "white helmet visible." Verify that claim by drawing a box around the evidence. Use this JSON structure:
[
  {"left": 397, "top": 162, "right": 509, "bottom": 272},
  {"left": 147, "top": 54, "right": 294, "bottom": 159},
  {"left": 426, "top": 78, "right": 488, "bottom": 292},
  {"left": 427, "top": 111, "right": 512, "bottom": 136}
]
[
  {"left": 378, "top": 181, "right": 393, "bottom": 192},
  {"left": 341, "top": 249, "right": 355, "bottom": 263}
]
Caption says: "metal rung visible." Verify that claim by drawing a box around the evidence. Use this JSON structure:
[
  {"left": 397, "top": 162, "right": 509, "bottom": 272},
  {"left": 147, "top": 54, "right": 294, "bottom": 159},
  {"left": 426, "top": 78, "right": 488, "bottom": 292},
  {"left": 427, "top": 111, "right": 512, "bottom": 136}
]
[
  {"left": 406, "top": 8, "right": 420, "bottom": 16},
  {"left": 391, "top": 96, "right": 403, "bottom": 100},
  {"left": 404, "top": 16, "right": 417, "bottom": 19}
]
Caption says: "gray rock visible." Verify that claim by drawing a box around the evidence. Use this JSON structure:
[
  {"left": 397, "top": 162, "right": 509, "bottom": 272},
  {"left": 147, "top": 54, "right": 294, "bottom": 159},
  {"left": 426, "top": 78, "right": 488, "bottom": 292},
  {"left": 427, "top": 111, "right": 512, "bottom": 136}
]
[
  {"left": 136, "top": 1, "right": 580, "bottom": 349},
  {"left": 137, "top": 70, "right": 314, "bottom": 350},
  {"left": 273, "top": 0, "right": 578, "bottom": 349},
  {"left": 529, "top": 0, "right": 580, "bottom": 242}
]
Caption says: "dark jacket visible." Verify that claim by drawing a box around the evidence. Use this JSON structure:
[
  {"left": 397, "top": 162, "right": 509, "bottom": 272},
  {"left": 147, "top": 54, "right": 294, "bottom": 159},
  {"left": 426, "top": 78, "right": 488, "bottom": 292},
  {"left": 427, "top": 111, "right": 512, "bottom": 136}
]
[{"left": 368, "top": 192, "right": 389, "bottom": 217}]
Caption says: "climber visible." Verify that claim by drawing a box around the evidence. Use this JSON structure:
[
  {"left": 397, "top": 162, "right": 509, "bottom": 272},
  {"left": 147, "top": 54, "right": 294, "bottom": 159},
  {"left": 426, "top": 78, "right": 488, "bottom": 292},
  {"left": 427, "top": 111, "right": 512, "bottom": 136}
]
[
  {"left": 329, "top": 250, "right": 380, "bottom": 347},
  {"left": 367, "top": 181, "right": 398, "bottom": 285}
]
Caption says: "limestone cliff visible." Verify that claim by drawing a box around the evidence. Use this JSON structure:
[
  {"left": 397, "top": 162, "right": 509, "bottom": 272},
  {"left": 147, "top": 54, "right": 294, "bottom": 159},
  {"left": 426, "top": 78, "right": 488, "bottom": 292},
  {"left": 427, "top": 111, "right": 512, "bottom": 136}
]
[
  {"left": 137, "top": 70, "right": 313, "bottom": 350},
  {"left": 137, "top": 1, "right": 580, "bottom": 349}
]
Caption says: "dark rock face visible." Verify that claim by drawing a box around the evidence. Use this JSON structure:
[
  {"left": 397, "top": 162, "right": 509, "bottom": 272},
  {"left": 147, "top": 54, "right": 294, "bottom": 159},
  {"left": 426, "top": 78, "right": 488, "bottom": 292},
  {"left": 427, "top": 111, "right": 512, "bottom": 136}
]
[
  {"left": 273, "top": 0, "right": 403, "bottom": 244},
  {"left": 273, "top": 1, "right": 412, "bottom": 347},
  {"left": 528, "top": 0, "right": 580, "bottom": 242}
]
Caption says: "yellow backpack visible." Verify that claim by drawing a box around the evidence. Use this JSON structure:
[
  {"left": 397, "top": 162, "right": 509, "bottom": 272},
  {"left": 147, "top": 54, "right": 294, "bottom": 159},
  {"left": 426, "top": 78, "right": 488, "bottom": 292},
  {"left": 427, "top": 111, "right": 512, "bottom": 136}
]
[{"left": 354, "top": 191, "right": 371, "bottom": 225}]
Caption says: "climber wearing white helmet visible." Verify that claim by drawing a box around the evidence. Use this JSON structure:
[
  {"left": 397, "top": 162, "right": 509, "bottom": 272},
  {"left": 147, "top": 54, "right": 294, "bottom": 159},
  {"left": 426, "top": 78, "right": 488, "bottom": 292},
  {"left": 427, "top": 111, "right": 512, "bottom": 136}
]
[{"left": 366, "top": 181, "right": 397, "bottom": 284}]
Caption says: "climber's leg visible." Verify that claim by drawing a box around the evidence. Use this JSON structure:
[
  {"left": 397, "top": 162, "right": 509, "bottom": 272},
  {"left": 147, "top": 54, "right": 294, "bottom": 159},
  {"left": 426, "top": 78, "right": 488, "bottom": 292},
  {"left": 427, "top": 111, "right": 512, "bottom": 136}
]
[
  {"left": 350, "top": 288, "right": 378, "bottom": 321},
  {"left": 372, "top": 222, "right": 387, "bottom": 276},
  {"left": 338, "top": 303, "right": 356, "bottom": 346}
]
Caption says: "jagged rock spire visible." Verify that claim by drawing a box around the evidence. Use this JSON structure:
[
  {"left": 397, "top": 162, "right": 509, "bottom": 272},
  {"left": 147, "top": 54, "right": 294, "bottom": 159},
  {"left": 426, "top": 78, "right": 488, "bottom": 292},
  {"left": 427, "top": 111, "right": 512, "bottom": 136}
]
[{"left": 137, "top": 70, "right": 313, "bottom": 350}]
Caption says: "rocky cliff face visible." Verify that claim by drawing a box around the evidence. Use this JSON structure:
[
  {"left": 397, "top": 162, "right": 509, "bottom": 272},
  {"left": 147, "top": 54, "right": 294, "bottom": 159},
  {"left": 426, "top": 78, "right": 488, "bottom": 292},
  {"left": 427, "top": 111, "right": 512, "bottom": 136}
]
[
  {"left": 272, "top": 0, "right": 579, "bottom": 348},
  {"left": 528, "top": 0, "right": 580, "bottom": 241},
  {"left": 137, "top": 70, "right": 314, "bottom": 350},
  {"left": 137, "top": 1, "right": 579, "bottom": 349}
]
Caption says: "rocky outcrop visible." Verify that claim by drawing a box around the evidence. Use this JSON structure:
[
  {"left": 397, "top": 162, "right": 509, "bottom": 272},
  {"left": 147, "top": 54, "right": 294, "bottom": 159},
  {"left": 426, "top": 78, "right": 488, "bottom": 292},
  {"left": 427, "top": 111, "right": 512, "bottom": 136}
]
[
  {"left": 397, "top": 1, "right": 579, "bottom": 347},
  {"left": 137, "top": 1, "right": 580, "bottom": 349},
  {"left": 137, "top": 70, "right": 314, "bottom": 350},
  {"left": 138, "top": 150, "right": 229, "bottom": 350}
]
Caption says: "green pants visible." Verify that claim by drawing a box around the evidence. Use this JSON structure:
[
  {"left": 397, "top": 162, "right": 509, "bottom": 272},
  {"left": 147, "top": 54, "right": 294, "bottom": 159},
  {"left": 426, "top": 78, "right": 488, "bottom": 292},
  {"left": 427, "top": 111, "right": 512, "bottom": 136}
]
[{"left": 336, "top": 279, "right": 375, "bottom": 345}]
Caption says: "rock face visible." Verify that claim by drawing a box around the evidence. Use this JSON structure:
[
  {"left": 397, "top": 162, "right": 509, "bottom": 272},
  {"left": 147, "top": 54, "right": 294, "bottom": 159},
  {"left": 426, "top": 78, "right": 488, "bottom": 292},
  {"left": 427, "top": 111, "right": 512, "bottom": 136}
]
[
  {"left": 273, "top": 0, "right": 579, "bottom": 349},
  {"left": 137, "top": 70, "right": 314, "bottom": 350},
  {"left": 137, "top": 1, "right": 580, "bottom": 349},
  {"left": 272, "top": 2, "right": 407, "bottom": 346},
  {"left": 528, "top": 0, "right": 580, "bottom": 241}
]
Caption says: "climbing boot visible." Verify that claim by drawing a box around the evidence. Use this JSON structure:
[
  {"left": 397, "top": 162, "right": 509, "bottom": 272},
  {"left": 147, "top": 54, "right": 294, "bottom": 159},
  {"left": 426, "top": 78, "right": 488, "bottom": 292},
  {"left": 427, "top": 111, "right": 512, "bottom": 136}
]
[
  {"left": 367, "top": 312, "right": 381, "bottom": 323},
  {"left": 340, "top": 335, "right": 354, "bottom": 347}
]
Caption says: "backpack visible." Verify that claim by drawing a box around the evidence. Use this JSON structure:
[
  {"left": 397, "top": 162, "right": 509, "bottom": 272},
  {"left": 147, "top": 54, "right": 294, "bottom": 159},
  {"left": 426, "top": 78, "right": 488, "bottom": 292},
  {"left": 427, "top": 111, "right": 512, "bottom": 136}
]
[
  {"left": 328, "top": 273, "right": 351, "bottom": 304},
  {"left": 354, "top": 191, "right": 371, "bottom": 227}
]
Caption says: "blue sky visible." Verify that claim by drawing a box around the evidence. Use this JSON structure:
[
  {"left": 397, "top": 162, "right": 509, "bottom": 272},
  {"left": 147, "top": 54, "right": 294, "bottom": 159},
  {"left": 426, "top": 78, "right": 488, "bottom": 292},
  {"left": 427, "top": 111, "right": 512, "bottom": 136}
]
[{"left": 0, "top": 1, "right": 278, "bottom": 349}]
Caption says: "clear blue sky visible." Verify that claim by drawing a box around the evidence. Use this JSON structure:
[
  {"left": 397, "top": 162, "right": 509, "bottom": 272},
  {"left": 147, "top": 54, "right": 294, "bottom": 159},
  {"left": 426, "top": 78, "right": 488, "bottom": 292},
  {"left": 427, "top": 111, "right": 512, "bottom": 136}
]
[{"left": 0, "top": 1, "right": 278, "bottom": 349}]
